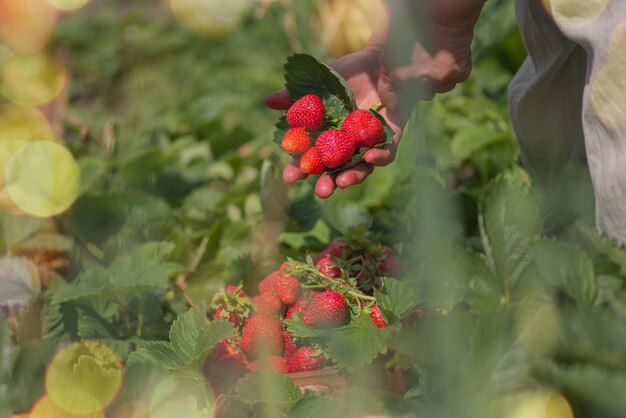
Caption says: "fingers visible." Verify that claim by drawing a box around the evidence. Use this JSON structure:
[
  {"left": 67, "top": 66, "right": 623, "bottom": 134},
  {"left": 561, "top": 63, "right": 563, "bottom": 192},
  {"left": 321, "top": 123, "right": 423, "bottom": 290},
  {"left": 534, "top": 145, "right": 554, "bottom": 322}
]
[
  {"left": 335, "top": 163, "right": 374, "bottom": 188},
  {"left": 315, "top": 174, "right": 337, "bottom": 199},
  {"left": 282, "top": 159, "right": 308, "bottom": 184},
  {"left": 265, "top": 89, "right": 293, "bottom": 110}
]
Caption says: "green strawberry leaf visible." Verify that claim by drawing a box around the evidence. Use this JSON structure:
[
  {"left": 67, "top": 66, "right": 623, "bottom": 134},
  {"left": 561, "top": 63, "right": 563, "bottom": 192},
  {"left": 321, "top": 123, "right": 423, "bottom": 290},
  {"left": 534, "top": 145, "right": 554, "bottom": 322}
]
[
  {"left": 284, "top": 53, "right": 356, "bottom": 115},
  {"left": 284, "top": 318, "right": 324, "bottom": 339},
  {"left": 529, "top": 239, "right": 597, "bottom": 308},
  {"left": 323, "top": 315, "right": 392, "bottom": 372},
  {"left": 235, "top": 371, "right": 301, "bottom": 407},
  {"left": 127, "top": 303, "right": 233, "bottom": 371},
  {"left": 375, "top": 277, "right": 421, "bottom": 323},
  {"left": 370, "top": 108, "right": 395, "bottom": 146},
  {"left": 479, "top": 173, "right": 541, "bottom": 300},
  {"left": 272, "top": 115, "right": 290, "bottom": 150}
]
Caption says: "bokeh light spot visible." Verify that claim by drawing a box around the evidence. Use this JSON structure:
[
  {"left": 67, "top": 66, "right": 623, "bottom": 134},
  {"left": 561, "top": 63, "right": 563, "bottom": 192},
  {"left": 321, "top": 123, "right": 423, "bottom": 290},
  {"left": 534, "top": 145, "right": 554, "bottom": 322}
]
[
  {"left": 542, "top": 0, "right": 609, "bottom": 26},
  {"left": 509, "top": 392, "right": 573, "bottom": 418},
  {"left": 30, "top": 395, "right": 105, "bottom": 418},
  {"left": 0, "top": 105, "right": 54, "bottom": 143},
  {"left": 0, "top": 54, "right": 66, "bottom": 106},
  {"left": 45, "top": 341, "right": 123, "bottom": 415},
  {"left": 150, "top": 375, "right": 214, "bottom": 418},
  {"left": 0, "top": 0, "right": 57, "bottom": 54},
  {"left": 169, "top": 0, "right": 252, "bottom": 36},
  {"left": 5, "top": 141, "right": 80, "bottom": 217},
  {"left": 0, "top": 139, "right": 28, "bottom": 215},
  {"left": 590, "top": 21, "right": 626, "bottom": 130},
  {"left": 47, "top": 0, "right": 90, "bottom": 11},
  {"left": 110, "top": 400, "right": 151, "bottom": 418}
]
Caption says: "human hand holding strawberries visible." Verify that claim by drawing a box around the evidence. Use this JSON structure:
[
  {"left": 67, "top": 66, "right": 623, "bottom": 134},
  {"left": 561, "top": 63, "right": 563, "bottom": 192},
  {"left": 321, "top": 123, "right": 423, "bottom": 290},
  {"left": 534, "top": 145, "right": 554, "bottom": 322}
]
[{"left": 266, "top": 49, "right": 403, "bottom": 198}]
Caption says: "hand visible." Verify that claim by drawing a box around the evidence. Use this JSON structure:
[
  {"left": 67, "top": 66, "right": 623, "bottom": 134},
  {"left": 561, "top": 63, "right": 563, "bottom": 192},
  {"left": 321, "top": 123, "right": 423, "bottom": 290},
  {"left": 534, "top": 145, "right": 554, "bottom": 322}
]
[{"left": 265, "top": 48, "right": 403, "bottom": 199}]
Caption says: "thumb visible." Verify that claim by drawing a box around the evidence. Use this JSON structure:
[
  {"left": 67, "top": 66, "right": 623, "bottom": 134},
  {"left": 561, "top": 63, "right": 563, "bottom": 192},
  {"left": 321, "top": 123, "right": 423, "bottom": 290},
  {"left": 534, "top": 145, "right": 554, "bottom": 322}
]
[{"left": 265, "top": 88, "right": 293, "bottom": 110}]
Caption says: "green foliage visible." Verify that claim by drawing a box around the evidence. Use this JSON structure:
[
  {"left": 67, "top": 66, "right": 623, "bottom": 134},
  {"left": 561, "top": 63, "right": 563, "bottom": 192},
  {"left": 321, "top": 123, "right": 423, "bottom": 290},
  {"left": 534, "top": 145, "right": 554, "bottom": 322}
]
[
  {"left": 128, "top": 303, "right": 232, "bottom": 371},
  {"left": 284, "top": 53, "right": 356, "bottom": 115}
]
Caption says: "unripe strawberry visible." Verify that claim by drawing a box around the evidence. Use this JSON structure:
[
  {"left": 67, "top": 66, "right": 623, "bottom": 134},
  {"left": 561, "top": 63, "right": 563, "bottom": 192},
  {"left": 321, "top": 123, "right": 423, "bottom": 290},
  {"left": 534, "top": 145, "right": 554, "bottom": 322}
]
[
  {"left": 341, "top": 109, "right": 385, "bottom": 148},
  {"left": 288, "top": 346, "right": 325, "bottom": 372},
  {"left": 369, "top": 305, "right": 387, "bottom": 328},
  {"left": 273, "top": 275, "right": 302, "bottom": 305},
  {"left": 253, "top": 293, "right": 283, "bottom": 316},
  {"left": 282, "top": 127, "right": 311, "bottom": 154},
  {"left": 286, "top": 94, "right": 325, "bottom": 132},
  {"left": 240, "top": 314, "right": 284, "bottom": 359},
  {"left": 302, "top": 290, "right": 349, "bottom": 328},
  {"left": 315, "top": 130, "right": 355, "bottom": 168},
  {"left": 300, "top": 147, "right": 325, "bottom": 175},
  {"left": 247, "top": 355, "right": 289, "bottom": 374}
]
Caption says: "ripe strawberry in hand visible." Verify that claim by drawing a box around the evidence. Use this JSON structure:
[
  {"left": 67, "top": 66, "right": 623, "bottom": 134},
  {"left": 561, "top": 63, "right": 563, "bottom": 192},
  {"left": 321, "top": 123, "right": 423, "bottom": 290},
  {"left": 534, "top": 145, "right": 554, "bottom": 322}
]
[
  {"left": 300, "top": 147, "right": 325, "bottom": 175},
  {"left": 302, "top": 290, "right": 349, "bottom": 328},
  {"left": 273, "top": 275, "right": 302, "bottom": 305},
  {"left": 288, "top": 346, "right": 325, "bottom": 372},
  {"left": 282, "top": 127, "right": 311, "bottom": 154},
  {"left": 369, "top": 305, "right": 387, "bottom": 328},
  {"left": 341, "top": 109, "right": 385, "bottom": 148},
  {"left": 240, "top": 314, "right": 284, "bottom": 358},
  {"left": 286, "top": 94, "right": 325, "bottom": 132},
  {"left": 315, "top": 130, "right": 355, "bottom": 168}
]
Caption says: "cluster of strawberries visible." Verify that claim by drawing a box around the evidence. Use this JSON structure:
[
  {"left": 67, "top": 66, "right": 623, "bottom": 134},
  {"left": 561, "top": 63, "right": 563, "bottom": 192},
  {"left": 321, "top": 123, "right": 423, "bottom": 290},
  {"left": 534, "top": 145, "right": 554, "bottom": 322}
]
[
  {"left": 281, "top": 94, "right": 385, "bottom": 174},
  {"left": 204, "top": 238, "right": 400, "bottom": 393}
]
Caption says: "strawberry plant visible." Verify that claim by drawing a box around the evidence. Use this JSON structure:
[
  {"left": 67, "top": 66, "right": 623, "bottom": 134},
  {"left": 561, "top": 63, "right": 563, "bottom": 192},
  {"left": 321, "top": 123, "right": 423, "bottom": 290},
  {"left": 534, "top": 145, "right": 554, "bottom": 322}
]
[{"left": 2, "top": 1, "right": 626, "bottom": 418}]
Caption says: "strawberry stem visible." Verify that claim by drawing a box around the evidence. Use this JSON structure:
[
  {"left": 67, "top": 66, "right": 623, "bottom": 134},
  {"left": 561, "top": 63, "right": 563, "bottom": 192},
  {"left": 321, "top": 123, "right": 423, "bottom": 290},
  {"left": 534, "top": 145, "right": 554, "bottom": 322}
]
[{"left": 370, "top": 102, "right": 383, "bottom": 112}]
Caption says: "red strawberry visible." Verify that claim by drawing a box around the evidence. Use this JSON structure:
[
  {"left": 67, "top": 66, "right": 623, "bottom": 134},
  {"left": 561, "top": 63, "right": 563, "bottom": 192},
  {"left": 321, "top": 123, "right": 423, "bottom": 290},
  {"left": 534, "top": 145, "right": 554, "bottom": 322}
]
[
  {"left": 315, "top": 130, "right": 355, "bottom": 168},
  {"left": 315, "top": 256, "right": 341, "bottom": 279},
  {"left": 283, "top": 332, "right": 297, "bottom": 361},
  {"left": 253, "top": 293, "right": 283, "bottom": 316},
  {"left": 302, "top": 290, "right": 349, "bottom": 328},
  {"left": 240, "top": 315, "right": 284, "bottom": 358},
  {"left": 286, "top": 94, "right": 325, "bottom": 132},
  {"left": 379, "top": 245, "right": 401, "bottom": 277},
  {"left": 315, "top": 239, "right": 350, "bottom": 263},
  {"left": 211, "top": 339, "right": 238, "bottom": 360},
  {"left": 273, "top": 275, "right": 302, "bottom": 305},
  {"left": 288, "top": 346, "right": 325, "bottom": 372},
  {"left": 259, "top": 273, "right": 279, "bottom": 294},
  {"left": 341, "top": 109, "right": 385, "bottom": 148},
  {"left": 247, "top": 355, "right": 289, "bottom": 374},
  {"left": 300, "top": 147, "right": 325, "bottom": 175},
  {"left": 225, "top": 285, "right": 247, "bottom": 297},
  {"left": 277, "top": 263, "right": 289, "bottom": 274},
  {"left": 282, "top": 127, "right": 311, "bottom": 154},
  {"left": 369, "top": 305, "right": 387, "bottom": 328},
  {"left": 215, "top": 306, "right": 239, "bottom": 326},
  {"left": 285, "top": 298, "right": 306, "bottom": 320},
  {"left": 209, "top": 353, "right": 249, "bottom": 394}
]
